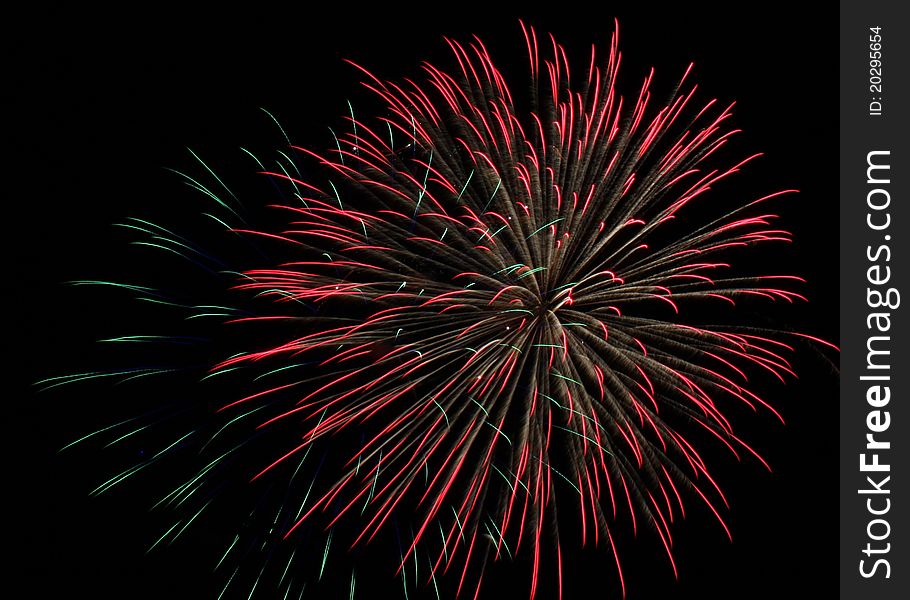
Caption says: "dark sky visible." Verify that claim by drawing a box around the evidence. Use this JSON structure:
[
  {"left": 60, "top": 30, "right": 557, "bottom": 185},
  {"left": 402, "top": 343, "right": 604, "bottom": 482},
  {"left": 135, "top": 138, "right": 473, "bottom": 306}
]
[{"left": 11, "top": 3, "right": 837, "bottom": 599}]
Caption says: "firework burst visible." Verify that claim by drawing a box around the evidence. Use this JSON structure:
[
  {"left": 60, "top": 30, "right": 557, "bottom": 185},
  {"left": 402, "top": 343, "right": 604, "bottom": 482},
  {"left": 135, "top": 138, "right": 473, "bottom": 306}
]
[{"left": 48, "top": 21, "right": 835, "bottom": 599}]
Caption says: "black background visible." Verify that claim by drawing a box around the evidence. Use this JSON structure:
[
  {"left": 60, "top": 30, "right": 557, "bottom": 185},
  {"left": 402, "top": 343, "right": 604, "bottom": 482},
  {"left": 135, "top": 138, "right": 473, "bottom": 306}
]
[{"left": 10, "top": 3, "right": 838, "bottom": 599}]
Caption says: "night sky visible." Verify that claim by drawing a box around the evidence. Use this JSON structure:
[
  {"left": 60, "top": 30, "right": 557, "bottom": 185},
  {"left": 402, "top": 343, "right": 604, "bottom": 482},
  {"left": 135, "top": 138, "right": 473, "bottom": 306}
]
[{"left": 12, "top": 3, "right": 838, "bottom": 598}]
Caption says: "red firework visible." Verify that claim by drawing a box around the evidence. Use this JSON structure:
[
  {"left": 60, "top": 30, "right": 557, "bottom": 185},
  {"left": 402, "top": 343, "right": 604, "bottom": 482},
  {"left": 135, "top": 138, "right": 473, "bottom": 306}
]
[{"left": 51, "top": 21, "right": 837, "bottom": 600}]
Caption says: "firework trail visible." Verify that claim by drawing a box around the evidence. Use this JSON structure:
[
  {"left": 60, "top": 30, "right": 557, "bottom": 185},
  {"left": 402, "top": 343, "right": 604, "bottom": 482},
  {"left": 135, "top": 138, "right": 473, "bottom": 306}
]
[{"left": 47, "top": 21, "right": 836, "bottom": 599}]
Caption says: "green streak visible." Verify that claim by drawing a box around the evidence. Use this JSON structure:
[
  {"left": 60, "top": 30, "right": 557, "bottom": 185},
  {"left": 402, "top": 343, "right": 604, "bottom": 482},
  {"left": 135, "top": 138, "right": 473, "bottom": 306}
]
[
  {"left": 124, "top": 217, "right": 187, "bottom": 242},
  {"left": 69, "top": 280, "right": 153, "bottom": 292},
  {"left": 451, "top": 506, "right": 466, "bottom": 542},
  {"left": 58, "top": 416, "right": 138, "bottom": 452},
  {"left": 412, "top": 530, "right": 419, "bottom": 585},
  {"left": 319, "top": 528, "right": 333, "bottom": 580},
  {"left": 490, "top": 463, "right": 514, "bottom": 493},
  {"left": 295, "top": 476, "right": 318, "bottom": 521},
  {"left": 484, "top": 520, "right": 512, "bottom": 559},
  {"left": 489, "top": 224, "right": 508, "bottom": 239},
  {"left": 278, "top": 549, "right": 296, "bottom": 586},
  {"left": 485, "top": 421, "right": 512, "bottom": 445},
  {"left": 491, "top": 463, "right": 530, "bottom": 495},
  {"left": 168, "top": 167, "right": 244, "bottom": 222},
  {"left": 203, "top": 212, "right": 236, "bottom": 231},
  {"left": 205, "top": 413, "right": 262, "bottom": 453},
  {"left": 362, "top": 451, "right": 382, "bottom": 514},
  {"left": 190, "top": 148, "right": 241, "bottom": 203},
  {"left": 482, "top": 178, "right": 502, "bottom": 212},
  {"left": 37, "top": 367, "right": 171, "bottom": 391},
  {"left": 400, "top": 548, "right": 410, "bottom": 600},
  {"left": 215, "top": 534, "right": 239, "bottom": 571},
  {"left": 253, "top": 363, "right": 308, "bottom": 381},
  {"left": 239, "top": 147, "right": 266, "bottom": 170},
  {"left": 247, "top": 563, "right": 267, "bottom": 600},
  {"left": 495, "top": 264, "right": 526, "bottom": 275},
  {"left": 170, "top": 499, "right": 212, "bottom": 544},
  {"left": 130, "top": 240, "right": 191, "bottom": 261},
  {"left": 348, "top": 100, "right": 358, "bottom": 144},
  {"left": 276, "top": 149, "right": 300, "bottom": 176},
  {"left": 217, "top": 566, "right": 240, "bottom": 600},
  {"left": 104, "top": 423, "right": 153, "bottom": 448},
  {"left": 261, "top": 107, "right": 291, "bottom": 146},
  {"left": 438, "top": 522, "right": 449, "bottom": 563},
  {"left": 200, "top": 367, "right": 243, "bottom": 381},
  {"left": 147, "top": 520, "right": 182, "bottom": 553},
  {"left": 329, "top": 180, "right": 343, "bottom": 210},
  {"left": 414, "top": 150, "right": 433, "bottom": 215},
  {"left": 275, "top": 160, "right": 301, "bottom": 196},
  {"left": 115, "top": 222, "right": 156, "bottom": 236},
  {"left": 137, "top": 297, "right": 188, "bottom": 309},
  {"left": 470, "top": 397, "right": 488, "bottom": 416},
  {"left": 193, "top": 304, "right": 234, "bottom": 312},
  {"left": 456, "top": 170, "right": 474, "bottom": 202},
  {"left": 550, "top": 371, "right": 582, "bottom": 385},
  {"left": 148, "top": 234, "right": 199, "bottom": 257},
  {"left": 91, "top": 431, "right": 194, "bottom": 496},
  {"left": 517, "top": 266, "right": 547, "bottom": 279},
  {"left": 429, "top": 561, "right": 442, "bottom": 600},
  {"left": 432, "top": 400, "right": 449, "bottom": 427},
  {"left": 98, "top": 335, "right": 171, "bottom": 343},
  {"left": 526, "top": 218, "right": 565, "bottom": 239},
  {"left": 539, "top": 458, "right": 580, "bottom": 495},
  {"left": 554, "top": 425, "right": 615, "bottom": 458},
  {"left": 156, "top": 447, "right": 235, "bottom": 508}
]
